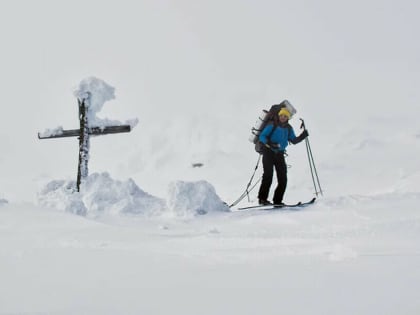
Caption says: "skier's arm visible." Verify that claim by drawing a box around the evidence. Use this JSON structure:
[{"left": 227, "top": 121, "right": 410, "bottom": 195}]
[{"left": 290, "top": 129, "right": 309, "bottom": 144}]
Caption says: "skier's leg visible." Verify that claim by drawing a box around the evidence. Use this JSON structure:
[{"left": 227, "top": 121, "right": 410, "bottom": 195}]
[
  {"left": 273, "top": 153, "right": 287, "bottom": 204},
  {"left": 258, "top": 149, "right": 274, "bottom": 202}
]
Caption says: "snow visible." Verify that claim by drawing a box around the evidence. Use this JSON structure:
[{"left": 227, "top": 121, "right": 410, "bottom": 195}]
[
  {"left": 74, "top": 76, "right": 116, "bottom": 115},
  {"left": 37, "top": 172, "right": 227, "bottom": 218},
  {"left": 1, "top": 1, "right": 420, "bottom": 314},
  {"left": 167, "top": 180, "right": 230, "bottom": 216},
  {"left": 1, "top": 193, "right": 420, "bottom": 314},
  {"left": 39, "top": 77, "right": 139, "bottom": 137},
  {"left": 38, "top": 126, "right": 64, "bottom": 138},
  {"left": 73, "top": 77, "right": 139, "bottom": 129}
]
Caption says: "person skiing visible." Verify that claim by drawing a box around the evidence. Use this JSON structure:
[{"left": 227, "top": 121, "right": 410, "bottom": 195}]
[{"left": 257, "top": 107, "right": 308, "bottom": 205}]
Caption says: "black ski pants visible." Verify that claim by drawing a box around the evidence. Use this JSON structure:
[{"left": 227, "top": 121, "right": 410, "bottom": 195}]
[{"left": 258, "top": 147, "right": 287, "bottom": 204}]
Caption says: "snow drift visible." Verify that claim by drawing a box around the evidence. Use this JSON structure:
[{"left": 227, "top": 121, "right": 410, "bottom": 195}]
[
  {"left": 167, "top": 180, "right": 230, "bottom": 216},
  {"left": 38, "top": 172, "right": 166, "bottom": 217},
  {"left": 37, "top": 173, "right": 229, "bottom": 218}
]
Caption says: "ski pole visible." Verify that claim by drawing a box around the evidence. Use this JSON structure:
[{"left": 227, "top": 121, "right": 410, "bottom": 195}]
[
  {"left": 306, "top": 136, "right": 323, "bottom": 196},
  {"left": 229, "top": 155, "right": 261, "bottom": 207},
  {"left": 300, "top": 119, "right": 323, "bottom": 196}
]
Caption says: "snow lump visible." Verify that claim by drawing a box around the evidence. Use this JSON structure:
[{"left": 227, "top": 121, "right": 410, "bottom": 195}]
[
  {"left": 167, "top": 180, "right": 229, "bottom": 217},
  {"left": 38, "top": 172, "right": 166, "bottom": 217}
]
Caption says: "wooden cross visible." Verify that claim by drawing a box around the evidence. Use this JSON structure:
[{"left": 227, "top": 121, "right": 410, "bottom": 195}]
[{"left": 38, "top": 96, "right": 132, "bottom": 191}]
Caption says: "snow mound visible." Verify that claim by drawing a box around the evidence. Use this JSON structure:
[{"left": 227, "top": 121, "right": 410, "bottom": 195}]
[
  {"left": 167, "top": 180, "right": 229, "bottom": 217},
  {"left": 38, "top": 172, "right": 166, "bottom": 217},
  {"left": 38, "top": 175, "right": 229, "bottom": 219}
]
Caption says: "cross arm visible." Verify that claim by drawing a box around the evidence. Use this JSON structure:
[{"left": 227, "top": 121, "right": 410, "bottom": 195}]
[{"left": 38, "top": 125, "right": 132, "bottom": 139}]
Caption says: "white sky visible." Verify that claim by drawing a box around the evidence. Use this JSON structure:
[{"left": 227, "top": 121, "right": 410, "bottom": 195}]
[{"left": 0, "top": 0, "right": 419, "bottom": 200}]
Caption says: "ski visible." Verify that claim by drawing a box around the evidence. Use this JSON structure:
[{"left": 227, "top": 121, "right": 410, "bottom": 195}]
[
  {"left": 265, "top": 197, "right": 316, "bottom": 210},
  {"left": 237, "top": 197, "right": 316, "bottom": 211},
  {"left": 237, "top": 202, "right": 299, "bottom": 210}
]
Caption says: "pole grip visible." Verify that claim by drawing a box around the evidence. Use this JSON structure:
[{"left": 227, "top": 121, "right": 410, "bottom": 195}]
[{"left": 299, "top": 118, "right": 306, "bottom": 130}]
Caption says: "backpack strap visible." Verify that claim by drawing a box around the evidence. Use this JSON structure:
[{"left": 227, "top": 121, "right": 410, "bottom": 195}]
[{"left": 266, "top": 123, "right": 277, "bottom": 145}]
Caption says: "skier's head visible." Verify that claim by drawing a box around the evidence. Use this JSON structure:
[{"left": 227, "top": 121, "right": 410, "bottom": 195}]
[{"left": 278, "top": 108, "right": 291, "bottom": 121}]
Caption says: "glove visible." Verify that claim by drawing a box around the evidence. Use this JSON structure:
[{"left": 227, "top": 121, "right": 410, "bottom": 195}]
[{"left": 300, "top": 129, "right": 309, "bottom": 139}]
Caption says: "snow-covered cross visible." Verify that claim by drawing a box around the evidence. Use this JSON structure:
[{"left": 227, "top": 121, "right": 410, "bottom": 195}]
[{"left": 38, "top": 77, "right": 138, "bottom": 191}]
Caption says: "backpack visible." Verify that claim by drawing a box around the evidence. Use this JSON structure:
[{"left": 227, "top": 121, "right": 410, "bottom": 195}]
[{"left": 249, "top": 100, "right": 297, "bottom": 154}]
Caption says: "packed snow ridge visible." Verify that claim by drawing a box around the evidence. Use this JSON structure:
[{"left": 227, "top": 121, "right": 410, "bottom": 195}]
[{"left": 38, "top": 173, "right": 229, "bottom": 218}]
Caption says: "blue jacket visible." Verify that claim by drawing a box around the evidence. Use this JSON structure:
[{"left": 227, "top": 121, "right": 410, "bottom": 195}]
[{"left": 259, "top": 123, "right": 297, "bottom": 153}]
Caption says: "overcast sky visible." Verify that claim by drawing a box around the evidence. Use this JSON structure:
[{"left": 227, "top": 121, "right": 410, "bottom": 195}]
[{"left": 1, "top": 0, "right": 419, "bottom": 200}]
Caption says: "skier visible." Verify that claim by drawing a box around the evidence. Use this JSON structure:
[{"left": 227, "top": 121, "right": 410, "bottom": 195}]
[{"left": 257, "top": 107, "right": 308, "bottom": 205}]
